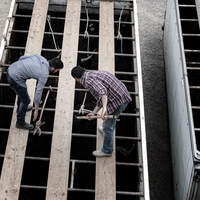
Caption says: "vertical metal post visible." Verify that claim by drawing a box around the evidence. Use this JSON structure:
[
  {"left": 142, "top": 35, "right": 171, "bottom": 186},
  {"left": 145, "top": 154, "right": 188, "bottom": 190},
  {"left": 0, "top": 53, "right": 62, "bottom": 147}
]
[{"left": 133, "top": 0, "right": 150, "bottom": 199}]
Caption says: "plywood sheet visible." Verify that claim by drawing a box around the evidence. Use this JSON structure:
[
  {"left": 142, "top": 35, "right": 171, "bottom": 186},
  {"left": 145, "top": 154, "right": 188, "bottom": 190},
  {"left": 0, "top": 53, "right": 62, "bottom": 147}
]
[
  {"left": 95, "top": 2, "right": 116, "bottom": 200},
  {"left": 45, "top": 0, "right": 81, "bottom": 199}
]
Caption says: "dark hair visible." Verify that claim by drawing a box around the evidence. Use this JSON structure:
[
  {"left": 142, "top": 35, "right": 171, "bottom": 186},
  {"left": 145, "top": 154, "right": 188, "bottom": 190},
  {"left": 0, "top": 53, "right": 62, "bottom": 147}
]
[
  {"left": 71, "top": 65, "right": 85, "bottom": 78},
  {"left": 49, "top": 58, "right": 64, "bottom": 69}
]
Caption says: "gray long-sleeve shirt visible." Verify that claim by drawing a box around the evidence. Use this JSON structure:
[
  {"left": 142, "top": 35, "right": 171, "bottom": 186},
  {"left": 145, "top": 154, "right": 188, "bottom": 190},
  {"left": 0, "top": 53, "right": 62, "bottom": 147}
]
[{"left": 7, "top": 54, "right": 50, "bottom": 104}]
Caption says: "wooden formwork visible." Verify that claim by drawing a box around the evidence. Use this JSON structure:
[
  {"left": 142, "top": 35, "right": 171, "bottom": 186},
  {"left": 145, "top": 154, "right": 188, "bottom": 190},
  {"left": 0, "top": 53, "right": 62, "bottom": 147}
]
[{"left": 0, "top": 0, "right": 150, "bottom": 199}]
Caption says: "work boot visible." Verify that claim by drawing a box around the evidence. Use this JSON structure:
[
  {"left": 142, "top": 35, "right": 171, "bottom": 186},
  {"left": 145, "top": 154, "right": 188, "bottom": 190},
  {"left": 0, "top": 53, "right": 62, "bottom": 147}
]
[
  {"left": 16, "top": 122, "right": 34, "bottom": 130},
  {"left": 16, "top": 105, "right": 33, "bottom": 113},
  {"left": 92, "top": 149, "right": 112, "bottom": 157}
]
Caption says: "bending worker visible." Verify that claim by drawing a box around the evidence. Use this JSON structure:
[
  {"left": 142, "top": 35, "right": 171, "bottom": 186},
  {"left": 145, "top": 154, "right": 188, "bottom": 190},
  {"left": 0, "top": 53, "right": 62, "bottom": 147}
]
[
  {"left": 71, "top": 66, "right": 132, "bottom": 157},
  {"left": 7, "top": 54, "right": 64, "bottom": 130}
]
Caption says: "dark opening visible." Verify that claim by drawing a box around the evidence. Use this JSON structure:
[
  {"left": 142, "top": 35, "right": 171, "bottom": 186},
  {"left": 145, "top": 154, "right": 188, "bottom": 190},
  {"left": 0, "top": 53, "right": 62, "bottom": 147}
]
[
  {"left": 181, "top": 21, "right": 199, "bottom": 34},
  {"left": 67, "top": 191, "right": 95, "bottom": 199},
  {"left": 19, "top": 188, "right": 46, "bottom": 200},
  {"left": 183, "top": 36, "right": 200, "bottom": 50},
  {"left": 179, "top": 7, "right": 197, "bottom": 19},
  {"left": 178, "top": 0, "right": 195, "bottom": 5},
  {"left": 21, "top": 160, "right": 49, "bottom": 186}
]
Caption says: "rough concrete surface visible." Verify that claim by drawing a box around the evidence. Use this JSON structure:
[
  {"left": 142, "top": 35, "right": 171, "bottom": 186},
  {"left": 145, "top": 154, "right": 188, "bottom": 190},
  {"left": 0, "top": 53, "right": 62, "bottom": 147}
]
[
  {"left": 0, "top": 0, "right": 12, "bottom": 42},
  {"left": 0, "top": 0, "right": 174, "bottom": 200},
  {"left": 137, "top": 0, "right": 174, "bottom": 199}
]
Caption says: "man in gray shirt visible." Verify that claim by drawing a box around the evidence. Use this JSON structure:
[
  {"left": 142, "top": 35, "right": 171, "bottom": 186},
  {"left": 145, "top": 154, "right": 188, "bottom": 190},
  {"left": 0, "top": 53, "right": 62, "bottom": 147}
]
[{"left": 7, "top": 54, "right": 64, "bottom": 130}]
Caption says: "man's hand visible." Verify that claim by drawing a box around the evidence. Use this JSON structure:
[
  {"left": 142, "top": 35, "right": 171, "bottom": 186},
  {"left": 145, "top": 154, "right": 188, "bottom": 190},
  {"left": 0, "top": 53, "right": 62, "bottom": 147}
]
[
  {"left": 86, "top": 112, "right": 95, "bottom": 121},
  {"left": 33, "top": 110, "right": 38, "bottom": 121},
  {"left": 33, "top": 103, "right": 39, "bottom": 121}
]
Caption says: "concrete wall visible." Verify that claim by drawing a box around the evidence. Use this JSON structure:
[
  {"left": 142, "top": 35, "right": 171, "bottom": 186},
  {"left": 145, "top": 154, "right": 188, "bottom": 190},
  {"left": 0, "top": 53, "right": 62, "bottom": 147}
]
[
  {"left": 0, "top": 0, "right": 12, "bottom": 41},
  {"left": 163, "top": 0, "right": 195, "bottom": 199},
  {"left": 137, "top": 0, "right": 174, "bottom": 199}
]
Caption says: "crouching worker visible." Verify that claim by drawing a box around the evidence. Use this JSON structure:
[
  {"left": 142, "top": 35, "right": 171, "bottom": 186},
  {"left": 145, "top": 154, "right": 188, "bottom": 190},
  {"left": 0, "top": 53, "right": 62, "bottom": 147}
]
[
  {"left": 7, "top": 54, "right": 64, "bottom": 130},
  {"left": 71, "top": 66, "right": 132, "bottom": 157}
]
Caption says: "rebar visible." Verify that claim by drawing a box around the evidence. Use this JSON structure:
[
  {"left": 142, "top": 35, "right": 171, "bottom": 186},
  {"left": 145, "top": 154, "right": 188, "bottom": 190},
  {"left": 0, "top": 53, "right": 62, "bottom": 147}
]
[
  {"left": 12, "top": 14, "right": 134, "bottom": 24},
  {"left": 6, "top": 46, "right": 136, "bottom": 57}
]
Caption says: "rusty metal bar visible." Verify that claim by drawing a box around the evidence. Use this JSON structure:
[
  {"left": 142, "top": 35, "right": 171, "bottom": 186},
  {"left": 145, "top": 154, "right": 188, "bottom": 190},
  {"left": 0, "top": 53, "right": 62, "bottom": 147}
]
[
  {"left": 0, "top": 84, "right": 137, "bottom": 96},
  {"left": 192, "top": 106, "right": 200, "bottom": 109},
  {"left": 183, "top": 34, "right": 200, "bottom": 36},
  {"left": 2, "top": 68, "right": 137, "bottom": 76},
  {"left": 0, "top": 128, "right": 141, "bottom": 141},
  {"left": 70, "top": 160, "right": 75, "bottom": 189},
  {"left": 20, "top": 184, "right": 144, "bottom": 196},
  {"left": 189, "top": 86, "right": 200, "bottom": 89},
  {"left": 0, "top": 154, "right": 141, "bottom": 166},
  {"left": 185, "top": 49, "right": 200, "bottom": 53},
  {"left": 179, "top": 5, "right": 196, "bottom": 7},
  {"left": 180, "top": 19, "right": 198, "bottom": 21},
  {"left": 187, "top": 62, "right": 200, "bottom": 64},
  {"left": 11, "top": 30, "right": 135, "bottom": 41},
  {"left": 16, "top": 0, "right": 133, "bottom": 10},
  {"left": 5, "top": 46, "right": 136, "bottom": 57},
  {"left": 12, "top": 14, "right": 134, "bottom": 24},
  {"left": 0, "top": 104, "right": 139, "bottom": 117},
  {"left": 187, "top": 67, "right": 200, "bottom": 70}
]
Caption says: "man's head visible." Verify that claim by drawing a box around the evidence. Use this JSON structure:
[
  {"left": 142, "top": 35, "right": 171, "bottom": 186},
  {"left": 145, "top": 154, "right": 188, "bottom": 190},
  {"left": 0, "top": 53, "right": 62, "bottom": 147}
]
[
  {"left": 71, "top": 65, "right": 85, "bottom": 82},
  {"left": 49, "top": 57, "right": 64, "bottom": 74}
]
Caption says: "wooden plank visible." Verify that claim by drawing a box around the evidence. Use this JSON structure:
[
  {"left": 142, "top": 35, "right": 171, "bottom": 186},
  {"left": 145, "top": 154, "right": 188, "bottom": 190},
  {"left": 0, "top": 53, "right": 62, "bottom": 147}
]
[
  {"left": 95, "top": 2, "right": 116, "bottom": 200},
  {"left": 0, "top": 0, "right": 49, "bottom": 199},
  {"left": 45, "top": 0, "right": 81, "bottom": 199}
]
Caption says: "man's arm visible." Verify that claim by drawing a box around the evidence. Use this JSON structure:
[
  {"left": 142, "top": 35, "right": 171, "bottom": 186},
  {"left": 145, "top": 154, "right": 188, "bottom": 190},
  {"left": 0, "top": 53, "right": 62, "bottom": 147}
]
[
  {"left": 33, "top": 103, "right": 39, "bottom": 121},
  {"left": 86, "top": 105, "right": 101, "bottom": 121},
  {"left": 33, "top": 77, "right": 48, "bottom": 121},
  {"left": 86, "top": 95, "right": 108, "bottom": 121},
  {"left": 101, "top": 95, "right": 108, "bottom": 121}
]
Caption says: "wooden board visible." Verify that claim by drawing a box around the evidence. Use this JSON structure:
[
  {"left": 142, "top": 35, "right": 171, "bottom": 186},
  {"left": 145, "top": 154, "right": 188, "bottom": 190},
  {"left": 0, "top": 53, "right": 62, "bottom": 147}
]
[
  {"left": 95, "top": 2, "right": 116, "bottom": 200},
  {"left": 45, "top": 0, "right": 81, "bottom": 199},
  {"left": 0, "top": 0, "right": 49, "bottom": 199}
]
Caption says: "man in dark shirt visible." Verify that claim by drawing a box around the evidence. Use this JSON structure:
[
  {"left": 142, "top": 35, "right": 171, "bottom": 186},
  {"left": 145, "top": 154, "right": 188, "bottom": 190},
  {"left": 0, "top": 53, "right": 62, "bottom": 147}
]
[
  {"left": 71, "top": 65, "right": 132, "bottom": 157},
  {"left": 7, "top": 54, "right": 64, "bottom": 130}
]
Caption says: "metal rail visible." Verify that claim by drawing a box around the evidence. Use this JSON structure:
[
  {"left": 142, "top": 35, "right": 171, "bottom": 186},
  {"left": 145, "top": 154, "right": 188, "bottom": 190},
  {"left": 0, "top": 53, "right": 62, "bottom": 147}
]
[
  {"left": 0, "top": 104, "right": 139, "bottom": 117},
  {"left": 11, "top": 29, "right": 135, "bottom": 41},
  {"left": 0, "top": 128, "right": 141, "bottom": 141},
  {"left": 179, "top": 5, "right": 196, "bottom": 7},
  {"left": 0, "top": 83, "right": 137, "bottom": 96},
  {"left": 19, "top": 185, "right": 143, "bottom": 196},
  {"left": 5, "top": 46, "right": 136, "bottom": 57},
  {"left": 16, "top": 0, "right": 134, "bottom": 10},
  {"left": 0, "top": 154, "right": 141, "bottom": 166},
  {"left": 12, "top": 14, "right": 134, "bottom": 25}
]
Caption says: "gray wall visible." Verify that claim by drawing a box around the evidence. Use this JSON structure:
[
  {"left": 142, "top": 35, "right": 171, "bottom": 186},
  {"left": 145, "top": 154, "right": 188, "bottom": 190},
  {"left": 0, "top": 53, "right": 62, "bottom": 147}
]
[
  {"left": 137, "top": 0, "right": 174, "bottom": 199},
  {"left": 0, "top": 0, "right": 12, "bottom": 41},
  {"left": 163, "top": 0, "right": 194, "bottom": 199}
]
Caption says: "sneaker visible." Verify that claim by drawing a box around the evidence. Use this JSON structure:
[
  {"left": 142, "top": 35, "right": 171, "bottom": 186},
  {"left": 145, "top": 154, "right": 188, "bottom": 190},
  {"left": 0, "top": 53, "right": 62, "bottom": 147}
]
[
  {"left": 98, "top": 126, "right": 103, "bottom": 135},
  {"left": 92, "top": 149, "right": 112, "bottom": 157},
  {"left": 16, "top": 122, "right": 34, "bottom": 130},
  {"left": 16, "top": 105, "right": 33, "bottom": 113}
]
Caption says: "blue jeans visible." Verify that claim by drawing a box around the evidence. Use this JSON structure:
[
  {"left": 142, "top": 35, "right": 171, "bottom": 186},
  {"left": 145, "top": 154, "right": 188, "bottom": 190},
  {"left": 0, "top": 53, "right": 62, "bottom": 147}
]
[
  {"left": 7, "top": 72, "right": 30, "bottom": 124},
  {"left": 101, "top": 103, "right": 128, "bottom": 154}
]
